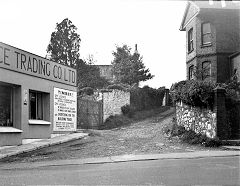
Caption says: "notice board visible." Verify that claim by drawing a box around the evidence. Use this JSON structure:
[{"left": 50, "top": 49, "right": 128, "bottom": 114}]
[{"left": 53, "top": 87, "right": 77, "bottom": 131}]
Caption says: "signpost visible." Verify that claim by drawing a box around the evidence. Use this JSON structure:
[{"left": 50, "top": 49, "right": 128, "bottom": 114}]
[{"left": 53, "top": 87, "right": 77, "bottom": 131}]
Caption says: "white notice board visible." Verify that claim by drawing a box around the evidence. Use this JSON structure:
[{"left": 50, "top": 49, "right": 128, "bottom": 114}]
[{"left": 53, "top": 87, "right": 77, "bottom": 131}]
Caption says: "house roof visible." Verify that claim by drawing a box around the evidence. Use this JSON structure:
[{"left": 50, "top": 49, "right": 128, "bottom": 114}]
[{"left": 180, "top": 1, "right": 240, "bottom": 31}]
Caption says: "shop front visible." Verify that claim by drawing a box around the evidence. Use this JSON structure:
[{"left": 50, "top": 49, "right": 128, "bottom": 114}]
[{"left": 0, "top": 42, "right": 77, "bottom": 146}]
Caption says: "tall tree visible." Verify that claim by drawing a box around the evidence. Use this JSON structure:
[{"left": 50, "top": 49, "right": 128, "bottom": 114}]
[
  {"left": 46, "top": 18, "right": 81, "bottom": 68},
  {"left": 111, "top": 44, "right": 153, "bottom": 86}
]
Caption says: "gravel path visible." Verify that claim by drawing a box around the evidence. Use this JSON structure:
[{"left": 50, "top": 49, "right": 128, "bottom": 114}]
[{"left": 4, "top": 107, "right": 217, "bottom": 163}]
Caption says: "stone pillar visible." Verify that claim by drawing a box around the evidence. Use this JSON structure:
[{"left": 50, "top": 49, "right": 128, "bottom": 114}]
[
  {"left": 162, "top": 89, "right": 170, "bottom": 106},
  {"left": 214, "top": 86, "right": 228, "bottom": 139}
]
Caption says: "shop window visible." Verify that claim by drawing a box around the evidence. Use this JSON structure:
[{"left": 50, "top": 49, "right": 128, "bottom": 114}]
[
  {"left": 189, "top": 65, "right": 194, "bottom": 80},
  {"left": 29, "top": 91, "right": 43, "bottom": 120},
  {"left": 202, "top": 23, "right": 212, "bottom": 45},
  {"left": 0, "top": 85, "right": 13, "bottom": 127},
  {"left": 202, "top": 61, "right": 211, "bottom": 80},
  {"left": 188, "top": 28, "right": 194, "bottom": 53}
]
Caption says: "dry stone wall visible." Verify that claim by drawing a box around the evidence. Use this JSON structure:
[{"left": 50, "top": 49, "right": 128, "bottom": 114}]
[
  {"left": 102, "top": 90, "right": 130, "bottom": 121},
  {"left": 176, "top": 102, "right": 217, "bottom": 138}
]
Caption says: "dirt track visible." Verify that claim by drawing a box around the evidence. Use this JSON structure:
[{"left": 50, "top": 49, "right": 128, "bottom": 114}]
[{"left": 5, "top": 107, "right": 217, "bottom": 163}]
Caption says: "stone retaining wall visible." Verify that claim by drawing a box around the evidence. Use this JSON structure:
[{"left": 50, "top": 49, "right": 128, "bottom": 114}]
[
  {"left": 102, "top": 89, "right": 130, "bottom": 121},
  {"left": 176, "top": 102, "right": 217, "bottom": 138}
]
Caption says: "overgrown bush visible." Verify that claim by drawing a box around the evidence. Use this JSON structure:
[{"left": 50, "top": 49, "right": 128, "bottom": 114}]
[
  {"left": 100, "top": 115, "right": 131, "bottom": 130},
  {"left": 170, "top": 80, "right": 217, "bottom": 109},
  {"left": 130, "top": 86, "right": 165, "bottom": 111},
  {"left": 121, "top": 104, "right": 134, "bottom": 117},
  {"left": 222, "top": 80, "right": 240, "bottom": 138},
  {"left": 163, "top": 118, "right": 222, "bottom": 147},
  {"left": 107, "top": 84, "right": 127, "bottom": 91}
]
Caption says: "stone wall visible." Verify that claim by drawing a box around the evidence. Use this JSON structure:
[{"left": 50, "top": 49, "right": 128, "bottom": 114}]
[
  {"left": 102, "top": 89, "right": 130, "bottom": 121},
  {"left": 176, "top": 102, "right": 217, "bottom": 138}
]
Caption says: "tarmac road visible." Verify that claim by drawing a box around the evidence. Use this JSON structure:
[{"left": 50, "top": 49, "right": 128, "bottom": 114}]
[{"left": 0, "top": 156, "right": 239, "bottom": 185}]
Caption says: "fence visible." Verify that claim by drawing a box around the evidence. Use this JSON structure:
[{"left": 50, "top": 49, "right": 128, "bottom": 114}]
[{"left": 77, "top": 99, "right": 103, "bottom": 129}]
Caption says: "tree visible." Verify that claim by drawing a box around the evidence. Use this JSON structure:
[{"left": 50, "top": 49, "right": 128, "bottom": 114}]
[
  {"left": 111, "top": 44, "right": 153, "bottom": 86},
  {"left": 76, "top": 58, "right": 109, "bottom": 89},
  {"left": 46, "top": 18, "right": 81, "bottom": 68}
]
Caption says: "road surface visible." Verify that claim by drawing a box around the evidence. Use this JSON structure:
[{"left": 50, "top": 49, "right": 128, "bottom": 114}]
[{"left": 0, "top": 156, "right": 239, "bottom": 185}]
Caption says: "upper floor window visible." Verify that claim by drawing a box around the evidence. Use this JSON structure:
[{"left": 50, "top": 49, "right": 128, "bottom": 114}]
[
  {"left": 202, "top": 61, "right": 211, "bottom": 80},
  {"left": 189, "top": 65, "right": 194, "bottom": 80},
  {"left": 202, "top": 23, "right": 212, "bottom": 45},
  {"left": 188, "top": 28, "right": 194, "bottom": 53}
]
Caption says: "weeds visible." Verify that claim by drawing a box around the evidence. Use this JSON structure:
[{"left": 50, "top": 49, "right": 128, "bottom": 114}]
[{"left": 163, "top": 117, "right": 222, "bottom": 147}]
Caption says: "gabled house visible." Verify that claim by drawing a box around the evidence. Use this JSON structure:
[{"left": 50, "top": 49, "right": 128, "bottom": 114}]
[{"left": 180, "top": 0, "right": 240, "bottom": 82}]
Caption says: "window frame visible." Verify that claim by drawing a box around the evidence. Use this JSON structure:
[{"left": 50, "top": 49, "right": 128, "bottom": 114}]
[
  {"left": 202, "top": 61, "right": 211, "bottom": 80},
  {"left": 29, "top": 90, "right": 44, "bottom": 120},
  {"left": 188, "top": 28, "right": 194, "bottom": 53},
  {"left": 0, "top": 85, "right": 13, "bottom": 127},
  {"left": 201, "top": 22, "right": 212, "bottom": 46},
  {"left": 189, "top": 65, "right": 194, "bottom": 80}
]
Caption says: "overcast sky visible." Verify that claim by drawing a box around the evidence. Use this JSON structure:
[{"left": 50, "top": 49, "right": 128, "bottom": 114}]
[{"left": 0, "top": 0, "right": 187, "bottom": 88}]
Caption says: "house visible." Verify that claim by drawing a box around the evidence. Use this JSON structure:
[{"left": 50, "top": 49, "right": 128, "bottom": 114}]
[
  {"left": 180, "top": 0, "right": 240, "bottom": 82},
  {"left": 0, "top": 42, "right": 77, "bottom": 146},
  {"left": 95, "top": 65, "right": 115, "bottom": 82}
]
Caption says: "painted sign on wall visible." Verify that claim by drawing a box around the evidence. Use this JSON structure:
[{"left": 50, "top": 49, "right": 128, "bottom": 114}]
[
  {"left": 0, "top": 42, "right": 76, "bottom": 86},
  {"left": 53, "top": 87, "right": 77, "bottom": 131}
]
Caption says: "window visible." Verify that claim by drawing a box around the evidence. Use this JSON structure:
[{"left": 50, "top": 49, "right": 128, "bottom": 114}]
[
  {"left": 202, "top": 23, "right": 211, "bottom": 45},
  {"left": 0, "top": 84, "right": 13, "bottom": 127},
  {"left": 29, "top": 91, "right": 43, "bottom": 120},
  {"left": 188, "top": 28, "right": 194, "bottom": 52},
  {"left": 202, "top": 61, "right": 211, "bottom": 80},
  {"left": 189, "top": 65, "right": 194, "bottom": 80}
]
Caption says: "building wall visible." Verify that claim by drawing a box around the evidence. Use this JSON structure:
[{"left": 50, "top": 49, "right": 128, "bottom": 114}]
[
  {"left": 197, "top": 55, "right": 217, "bottom": 82},
  {"left": 186, "top": 17, "right": 197, "bottom": 63},
  {"left": 186, "top": 58, "right": 197, "bottom": 80},
  {"left": 195, "top": 15, "right": 217, "bottom": 56},
  {"left": 184, "top": 2, "right": 199, "bottom": 25},
  {"left": 0, "top": 42, "right": 77, "bottom": 146},
  {"left": 214, "top": 10, "right": 240, "bottom": 53},
  {"left": 185, "top": 9, "right": 239, "bottom": 83},
  {"left": 0, "top": 68, "right": 76, "bottom": 139},
  {"left": 102, "top": 90, "right": 130, "bottom": 121}
]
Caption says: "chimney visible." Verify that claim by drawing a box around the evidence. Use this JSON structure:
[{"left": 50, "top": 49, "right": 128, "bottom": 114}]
[{"left": 135, "top": 44, "right": 138, "bottom": 53}]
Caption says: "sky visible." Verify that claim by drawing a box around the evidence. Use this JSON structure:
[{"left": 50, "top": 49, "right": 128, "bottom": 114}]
[{"left": 0, "top": 0, "right": 187, "bottom": 88}]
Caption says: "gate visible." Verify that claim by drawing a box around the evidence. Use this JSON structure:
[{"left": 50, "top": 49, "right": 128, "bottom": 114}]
[{"left": 77, "top": 98, "right": 103, "bottom": 129}]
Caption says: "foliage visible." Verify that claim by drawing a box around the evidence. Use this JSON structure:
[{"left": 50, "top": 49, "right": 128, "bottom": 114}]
[
  {"left": 78, "top": 87, "right": 94, "bottom": 96},
  {"left": 163, "top": 118, "right": 222, "bottom": 147},
  {"left": 111, "top": 44, "right": 153, "bottom": 86},
  {"left": 107, "top": 84, "right": 127, "bottom": 91},
  {"left": 121, "top": 104, "right": 134, "bottom": 118},
  {"left": 47, "top": 18, "right": 81, "bottom": 68},
  {"left": 130, "top": 86, "right": 165, "bottom": 111},
  {"left": 100, "top": 115, "right": 131, "bottom": 130},
  {"left": 220, "top": 79, "right": 240, "bottom": 139},
  {"left": 170, "top": 80, "right": 217, "bottom": 109},
  {"left": 76, "top": 58, "right": 109, "bottom": 89}
]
